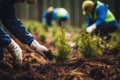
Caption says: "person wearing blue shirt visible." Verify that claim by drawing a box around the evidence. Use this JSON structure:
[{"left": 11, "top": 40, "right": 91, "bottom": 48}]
[
  {"left": 82, "top": 0, "right": 118, "bottom": 40},
  {"left": 42, "top": 7, "right": 70, "bottom": 27},
  {"left": 0, "top": 0, "right": 53, "bottom": 64}
]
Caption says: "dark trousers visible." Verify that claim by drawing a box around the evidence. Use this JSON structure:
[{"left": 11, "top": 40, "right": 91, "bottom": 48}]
[
  {"left": 58, "top": 17, "right": 68, "bottom": 26},
  {"left": 95, "top": 23, "right": 118, "bottom": 38}
]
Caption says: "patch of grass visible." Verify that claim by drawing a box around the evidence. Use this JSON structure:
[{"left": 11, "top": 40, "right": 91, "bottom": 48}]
[{"left": 23, "top": 20, "right": 47, "bottom": 42}]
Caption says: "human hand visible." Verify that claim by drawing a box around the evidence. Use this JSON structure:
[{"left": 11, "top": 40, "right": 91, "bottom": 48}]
[
  {"left": 86, "top": 24, "right": 96, "bottom": 33},
  {"left": 7, "top": 39, "right": 23, "bottom": 65},
  {"left": 30, "top": 40, "right": 53, "bottom": 60},
  {"left": 36, "top": 45, "right": 53, "bottom": 60}
]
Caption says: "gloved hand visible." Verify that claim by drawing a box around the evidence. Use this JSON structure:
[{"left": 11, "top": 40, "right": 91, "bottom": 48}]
[
  {"left": 86, "top": 24, "right": 96, "bottom": 33},
  {"left": 30, "top": 40, "right": 53, "bottom": 60},
  {"left": 7, "top": 39, "right": 22, "bottom": 65},
  {"left": 26, "top": 0, "right": 36, "bottom": 4}
]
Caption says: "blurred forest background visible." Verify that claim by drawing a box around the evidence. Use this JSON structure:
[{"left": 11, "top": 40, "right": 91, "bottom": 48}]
[{"left": 15, "top": 0, "right": 120, "bottom": 27}]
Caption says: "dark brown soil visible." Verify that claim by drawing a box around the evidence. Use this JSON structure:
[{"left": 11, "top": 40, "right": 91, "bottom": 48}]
[{"left": 0, "top": 33, "right": 120, "bottom": 80}]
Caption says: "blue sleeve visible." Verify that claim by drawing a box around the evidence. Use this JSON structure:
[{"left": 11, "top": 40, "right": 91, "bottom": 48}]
[
  {"left": 95, "top": 5, "right": 107, "bottom": 27},
  {"left": 86, "top": 16, "right": 91, "bottom": 28},
  {"left": 52, "top": 11, "right": 57, "bottom": 20},
  {"left": 42, "top": 10, "right": 47, "bottom": 24},
  {"left": 1, "top": 3, "right": 34, "bottom": 45},
  {"left": 52, "top": 8, "right": 58, "bottom": 20}
]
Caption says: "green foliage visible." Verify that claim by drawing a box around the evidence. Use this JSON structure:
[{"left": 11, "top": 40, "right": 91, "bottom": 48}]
[
  {"left": 71, "top": 33, "right": 81, "bottom": 45},
  {"left": 23, "top": 20, "right": 47, "bottom": 42},
  {"left": 53, "top": 27, "right": 72, "bottom": 62},
  {"left": 50, "top": 25, "right": 60, "bottom": 39},
  {"left": 78, "top": 26, "right": 103, "bottom": 58},
  {"left": 39, "top": 32, "right": 47, "bottom": 42},
  {"left": 64, "top": 25, "right": 80, "bottom": 33},
  {"left": 21, "top": 20, "right": 120, "bottom": 60}
]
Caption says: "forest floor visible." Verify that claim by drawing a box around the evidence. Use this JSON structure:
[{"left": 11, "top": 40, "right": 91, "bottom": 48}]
[{"left": 0, "top": 33, "right": 120, "bottom": 80}]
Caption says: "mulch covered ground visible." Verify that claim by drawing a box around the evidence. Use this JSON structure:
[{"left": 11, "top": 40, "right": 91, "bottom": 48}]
[
  {"left": 0, "top": 47, "right": 120, "bottom": 80},
  {"left": 0, "top": 34, "right": 120, "bottom": 80}
]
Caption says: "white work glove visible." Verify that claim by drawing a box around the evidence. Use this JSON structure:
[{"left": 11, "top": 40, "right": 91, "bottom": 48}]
[
  {"left": 30, "top": 40, "right": 50, "bottom": 60},
  {"left": 86, "top": 24, "right": 96, "bottom": 33},
  {"left": 7, "top": 39, "right": 22, "bottom": 65}
]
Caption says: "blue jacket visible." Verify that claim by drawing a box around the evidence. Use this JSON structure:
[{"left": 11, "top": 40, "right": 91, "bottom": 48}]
[
  {"left": 42, "top": 8, "right": 70, "bottom": 26},
  {"left": 86, "top": 1, "right": 118, "bottom": 28}
]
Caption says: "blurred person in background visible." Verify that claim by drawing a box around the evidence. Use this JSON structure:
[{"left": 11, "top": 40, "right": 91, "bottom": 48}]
[
  {"left": 0, "top": 0, "right": 53, "bottom": 65},
  {"left": 82, "top": 0, "right": 118, "bottom": 40},
  {"left": 42, "top": 7, "right": 70, "bottom": 29}
]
